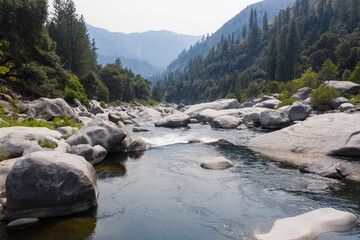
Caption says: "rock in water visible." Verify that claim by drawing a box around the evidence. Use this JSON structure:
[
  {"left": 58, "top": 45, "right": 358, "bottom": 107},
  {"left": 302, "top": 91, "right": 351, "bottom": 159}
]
[
  {"left": 255, "top": 208, "right": 358, "bottom": 240},
  {"left": 5, "top": 151, "right": 99, "bottom": 220},
  {"left": 67, "top": 144, "right": 107, "bottom": 165},
  {"left": 201, "top": 157, "right": 234, "bottom": 170},
  {"left": 27, "top": 98, "right": 75, "bottom": 120},
  {"left": 7, "top": 218, "right": 39, "bottom": 229},
  {"left": 66, "top": 119, "right": 126, "bottom": 152},
  {"left": 127, "top": 139, "right": 146, "bottom": 152},
  {"left": 155, "top": 114, "right": 190, "bottom": 128},
  {"left": 211, "top": 115, "right": 240, "bottom": 129}
]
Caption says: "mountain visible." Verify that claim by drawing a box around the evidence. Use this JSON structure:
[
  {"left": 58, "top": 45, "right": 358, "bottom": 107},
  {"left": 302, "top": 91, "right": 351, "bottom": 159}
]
[
  {"left": 161, "top": 0, "right": 360, "bottom": 104},
  {"left": 165, "top": 0, "right": 297, "bottom": 74},
  {"left": 87, "top": 25, "right": 201, "bottom": 76}
]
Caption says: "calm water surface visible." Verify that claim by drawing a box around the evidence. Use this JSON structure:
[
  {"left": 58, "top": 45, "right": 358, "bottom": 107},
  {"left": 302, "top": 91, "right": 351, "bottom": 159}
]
[{"left": 1, "top": 124, "right": 360, "bottom": 239}]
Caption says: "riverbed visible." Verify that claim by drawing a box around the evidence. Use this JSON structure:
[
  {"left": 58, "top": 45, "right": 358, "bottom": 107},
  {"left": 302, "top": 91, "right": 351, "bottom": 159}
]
[{"left": 1, "top": 124, "right": 360, "bottom": 239}]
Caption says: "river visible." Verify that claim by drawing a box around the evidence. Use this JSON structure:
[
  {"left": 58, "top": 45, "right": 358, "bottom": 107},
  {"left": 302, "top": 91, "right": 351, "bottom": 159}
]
[{"left": 1, "top": 123, "right": 360, "bottom": 239}]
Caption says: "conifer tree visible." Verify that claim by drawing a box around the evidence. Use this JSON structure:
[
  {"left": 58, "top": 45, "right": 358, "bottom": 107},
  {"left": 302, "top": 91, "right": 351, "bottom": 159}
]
[
  {"left": 267, "top": 36, "right": 277, "bottom": 80},
  {"left": 276, "top": 27, "right": 287, "bottom": 82},
  {"left": 262, "top": 12, "right": 269, "bottom": 33},
  {"left": 286, "top": 18, "right": 302, "bottom": 81}
]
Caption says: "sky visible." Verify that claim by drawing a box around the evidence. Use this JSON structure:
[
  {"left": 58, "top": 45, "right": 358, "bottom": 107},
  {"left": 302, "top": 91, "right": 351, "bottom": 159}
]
[{"left": 68, "top": 0, "right": 262, "bottom": 36}]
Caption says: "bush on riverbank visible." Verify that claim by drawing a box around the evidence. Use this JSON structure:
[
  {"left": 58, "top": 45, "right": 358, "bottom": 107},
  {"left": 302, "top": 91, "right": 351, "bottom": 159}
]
[{"left": 310, "top": 86, "right": 340, "bottom": 111}]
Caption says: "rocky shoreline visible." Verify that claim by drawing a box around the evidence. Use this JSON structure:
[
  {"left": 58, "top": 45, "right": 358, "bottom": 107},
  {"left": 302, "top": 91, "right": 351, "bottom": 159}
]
[{"left": 0, "top": 80, "right": 359, "bottom": 238}]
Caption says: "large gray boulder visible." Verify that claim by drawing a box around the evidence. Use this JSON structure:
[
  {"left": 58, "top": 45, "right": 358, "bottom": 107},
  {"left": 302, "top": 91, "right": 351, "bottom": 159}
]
[
  {"left": 291, "top": 87, "right": 314, "bottom": 100},
  {"left": 259, "top": 110, "right": 290, "bottom": 129},
  {"left": 288, "top": 101, "right": 311, "bottom": 121},
  {"left": 27, "top": 98, "right": 75, "bottom": 120},
  {"left": 249, "top": 113, "right": 360, "bottom": 158},
  {"left": 0, "top": 127, "right": 62, "bottom": 158},
  {"left": 5, "top": 151, "right": 99, "bottom": 220},
  {"left": 66, "top": 119, "right": 126, "bottom": 152},
  {"left": 322, "top": 80, "right": 360, "bottom": 95},
  {"left": 184, "top": 99, "right": 240, "bottom": 118},
  {"left": 108, "top": 112, "right": 132, "bottom": 124},
  {"left": 111, "top": 122, "right": 133, "bottom": 153},
  {"left": 67, "top": 144, "right": 107, "bottom": 165},
  {"left": 155, "top": 114, "right": 190, "bottom": 127},
  {"left": 255, "top": 208, "right": 358, "bottom": 240},
  {"left": 211, "top": 115, "right": 240, "bottom": 129}
]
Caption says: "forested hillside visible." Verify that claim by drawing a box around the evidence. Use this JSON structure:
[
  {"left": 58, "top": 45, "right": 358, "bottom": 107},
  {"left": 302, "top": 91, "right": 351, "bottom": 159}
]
[
  {"left": 164, "top": 0, "right": 296, "bottom": 74},
  {"left": 0, "top": 0, "right": 155, "bottom": 106},
  {"left": 160, "top": 0, "right": 360, "bottom": 104}
]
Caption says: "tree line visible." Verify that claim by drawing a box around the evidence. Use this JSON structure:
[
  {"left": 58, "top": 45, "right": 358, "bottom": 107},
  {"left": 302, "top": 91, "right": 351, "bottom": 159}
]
[
  {"left": 159, "top": 0, "right": 360, "bottom": 104},
  {"left": 0, "top": 0, "right": 157, "bottom": 106}
]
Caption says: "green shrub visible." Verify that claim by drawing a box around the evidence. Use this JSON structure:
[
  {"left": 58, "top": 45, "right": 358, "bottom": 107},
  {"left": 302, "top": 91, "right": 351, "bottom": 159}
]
[
  {"left": 276, "top": 98, "right": 300, "bottom": 109},
  {"left": 0, "top": 148, "right": 9, "bottom": 161},
  {"left": 99, "top": 101, "right": 106, "bottom": 109},
  {"left": 40, "top": 139, "right": 55, "bottom": 149},
  {"left": 65, "top": 75, "right": 90, "bottom": 108},
  {"left": 310, "top": 86, "right": 340, "bottom": 111},
  {"left": 52, "top": 116, "right": 81, "bottom": 128}
]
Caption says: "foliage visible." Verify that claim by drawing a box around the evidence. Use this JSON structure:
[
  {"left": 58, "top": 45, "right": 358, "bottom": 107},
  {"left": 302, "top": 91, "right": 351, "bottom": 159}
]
[
  {"left": 0, "top": 148, "right": 10, "bottom": 161},
  {"left": 65, "top": 75, "right": 90, "bottom": 108},
  {"left": 99, "top": 101, "right": 106, "bottom": 109},
  {"left": 348, "top": 61, "right": 360, "bottom": 83},
  {"left": 40, "top": 139, "right": 55, "bottom": 149},
  {"left": 319, "top": 59, "right": 339, "bottom": 81},
  {"left": 52, "top": 116, "right": 81, "bottom": 128},
  {"left": 310, "top": 86, "right": 340, "bottom": 111}
]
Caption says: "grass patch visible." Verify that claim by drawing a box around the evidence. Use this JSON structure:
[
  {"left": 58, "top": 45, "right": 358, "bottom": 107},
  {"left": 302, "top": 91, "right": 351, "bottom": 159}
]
[
  {"left": 52, "top": 116, "right": 81, "bottom": 128},
  {"left": 39, "top": 139, "right": 56, "bottom": 149}
]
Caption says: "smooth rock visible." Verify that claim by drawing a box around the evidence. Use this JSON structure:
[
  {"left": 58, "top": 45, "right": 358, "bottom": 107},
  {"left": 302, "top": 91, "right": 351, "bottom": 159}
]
[
  {"left": 339, "top": 103, "right": 354, "bottom": 112},
  {"left": 184, "top": 99, "right": 241, "bottom": 118},
  {"left": 108, "top": 112, "right": 132, "bottom": 124},
  {"left": 241, "top": 102, "right": 254, "bottom": 108},
  {"left": 242, "top": 111, "right": 261, "bottom": 123},
  {"left": 132, "top": 127, "right": 150, "bottom": 132},
  {"left": 5, "top": 151, "right": 99, "bottom": 219},
  {"left": 0, "top": 198, "right": 7, "bottom": 208},
  {"left": 291, "top": 87, "right": 314, "bottom": 100},
  {"left": 111, "top": 122, "right": 133, "bottom": 153},
  {"left": 329, "top": 97, "right": 349, "bottom": 109},
  {"left": 127, "top": 139, "right": 146, "bottom": 152},
  {"left": 155, "top": 114, "right": 190, "bottom": 128},
  {"left": 7, "top": 218, "right": 39, "bottom": 229},
  {"left": 201, "top": 157, "right": 234, "bottom": 170},
  {"left": 67, "top": 144, "right": 107, "bottom": 165},
  {"left": 66, "top": 119, "right": 126, "bottom": 152},
  {"left": 255, "top": 208, "right": 359, "bottom": 240},
  {"left": 27, "top": 98, "right": 75, "bottom": 120},
  {"left": 288, "top": 101, "right": 311, "bottom": 121},
  {"left": 249, "top": 113, "right": 360, "bottom": 158},
  {"left": 322, "top": 80, "right": 360, "bottom": 95},
  {"left": 259, "top": 110, "right": 290, "bottom": 129},
  {"left": 255, "top": 99, "right": 280, "bottom": 109},
  {"left": 57, "top": 126, "right": 78, "bottom": 139},
  {"left": 307, "top": 181, "right": 329, "bottom": 192},
  {"left": 188, "top": 139, "right": 204, "bottom": 144},
  {"left": 299, "top": 162, "right": 345, "bottom": 179},
  {"left": 211, "top": 115, "right": 240, "bottom": 129}
]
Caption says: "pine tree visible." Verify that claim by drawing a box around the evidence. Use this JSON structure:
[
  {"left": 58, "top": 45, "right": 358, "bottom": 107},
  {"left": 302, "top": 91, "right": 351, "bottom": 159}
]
[
  {"left": 242, "top": 25, "right": 247, "bottom": 39},
  {"left": 276, "top": 27, "right": 287, "bottom": 82},
  {"left": 262, "top": 12, "right": 269, "bottom": 33},
  {"left": 286, "top": 18, "right": 301, "bottom": 80},
  {"left": 267, "top": 35, "right": 277, "bottom": 80}
]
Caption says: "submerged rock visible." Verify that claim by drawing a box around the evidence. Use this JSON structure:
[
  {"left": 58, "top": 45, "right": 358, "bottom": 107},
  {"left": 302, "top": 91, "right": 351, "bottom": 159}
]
[
  {"left": 255, "top": 208, "right": 358, "bottom": 240},
  {"left": 5, "top": 151, "right": 99, "bottom": 220},
  {"left": 7, "top": 218, "right": 39, "bottom": 229},
  {"left": 201, "top": 157, "right": 234, "bottom": 170},
  {"left": 155, "top": 114, "right": 190, "bottom": 128},
  {"left": 307, "top": 181, "right": 329, "bottom": 192},
  {"left": 299, "top": 162, "right": 346, "bottom": 179}
]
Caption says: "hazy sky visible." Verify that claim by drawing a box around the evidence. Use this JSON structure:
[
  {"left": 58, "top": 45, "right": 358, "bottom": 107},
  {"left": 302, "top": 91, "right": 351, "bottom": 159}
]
[{"left": 68, "top": 0, "right": 262, "bottom": 36}]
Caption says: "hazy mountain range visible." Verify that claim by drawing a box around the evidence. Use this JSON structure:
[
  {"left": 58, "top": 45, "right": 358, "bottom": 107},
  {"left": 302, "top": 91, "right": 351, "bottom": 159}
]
[{"left": 87, "top": 25, "right": 201, "bottom": 77}]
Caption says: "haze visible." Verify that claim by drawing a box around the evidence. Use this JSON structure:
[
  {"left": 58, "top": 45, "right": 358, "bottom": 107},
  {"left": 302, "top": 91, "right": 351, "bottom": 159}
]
[{"left": 70, "top": 0, "right": 262, "bottom": 35}]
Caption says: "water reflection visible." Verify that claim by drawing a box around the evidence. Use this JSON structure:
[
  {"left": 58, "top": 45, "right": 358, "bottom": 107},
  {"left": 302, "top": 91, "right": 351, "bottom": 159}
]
[{"left": 94, "top": 153, "right": 128, "bottom": 179}]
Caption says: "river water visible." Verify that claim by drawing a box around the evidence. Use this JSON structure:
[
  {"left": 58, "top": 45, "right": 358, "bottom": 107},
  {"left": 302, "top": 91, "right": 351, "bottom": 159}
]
[{"left": 1, "top": 123, "right": 360, "bottom": 239}]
